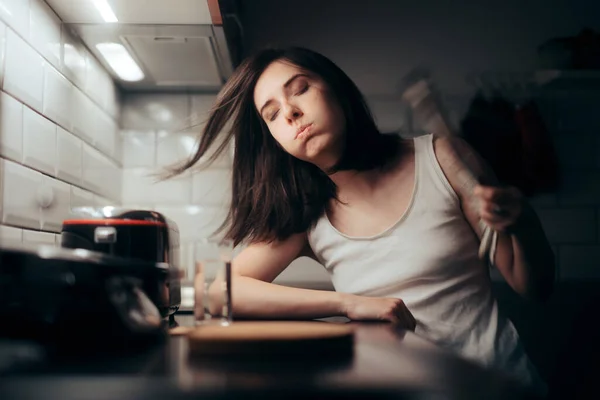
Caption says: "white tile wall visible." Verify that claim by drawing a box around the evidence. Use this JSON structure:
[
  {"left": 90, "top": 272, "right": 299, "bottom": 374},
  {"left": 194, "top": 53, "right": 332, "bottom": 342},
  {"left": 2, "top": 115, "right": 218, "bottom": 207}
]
[
  {"left": 0, "top": 21, "right": 5, "bottom": 86},
  {"left": 0, "top": 91, "right": 23, "bottom": 161},
  {"left": 4, "top": 28, "right": 44, "bottom": 112},
  {"left": 70, "top": 186, "right": 94, "bottom": 210},
  {"left": 0, "top": 0, "right": 30, "bottom": 39},
  {"left": 71, "top": 87, "right": 95, "bottom": 144},
  {"left": 22, "top": 105, "right": 56, "bottom": 175},
  {"left": 1, "top": 159, "right": 42, "bottom": 229},
  {"left": 85, "top": 56, "right": 109, "bottom": 110},
  {"left": 156, "top": 131, "right": 198, "bottom": 167},
  {"left": 82, "top": 143, "right": 120, "bottom": 199},
  {"left": 192, "top": 169, "right": 231, "bottom": 206},
  {"left": 122, "top": 168, "right": 191, "bottom": 205},
  {"left": 22, "top": 228, "right": 55, "bottom": 245},
  {"left": 121, "top": 130, "right": 156, "bottom": 167},
  {"left": 0, "top": 224, "right": 22, "bottom": 244},
  {"left": 29, "top": 0, "right": 61, "bottom": 70},
  {"left": 40, "top": 175, "right": 70, "bottom": 232},
  {"left": 0, "top": 0, "right": 123, "bottom": 238},
  {"left": 154, "top": 205, "right": 228, "bottom": 241},
  {"left": 121, "top": 94, "right": 190, "bottom": 131},
  {"left": 61, "top": 29, "right": 87, "bottom": 89},
  {"left": 43, "top": 64, "right": 73, "bottom": 131},
  {"left": 56, "top": 126, "right": 82, "bottom": 184},
  {"left": 95, "top": 110, "right": 116, "bottom": 158}
]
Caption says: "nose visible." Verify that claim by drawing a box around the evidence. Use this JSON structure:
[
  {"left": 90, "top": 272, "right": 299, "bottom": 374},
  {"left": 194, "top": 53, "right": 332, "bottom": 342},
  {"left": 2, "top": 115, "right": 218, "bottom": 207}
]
[{"left": 283, "top": 102, "right": 303, "bottom": 123}]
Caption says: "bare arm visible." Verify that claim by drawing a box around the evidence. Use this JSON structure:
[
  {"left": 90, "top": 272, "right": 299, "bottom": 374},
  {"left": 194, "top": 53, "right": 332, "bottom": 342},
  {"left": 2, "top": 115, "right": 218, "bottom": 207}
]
[
  {"left": 211, "top": 232, "right": 347, "bottom": 319},
  {"left": 209, "top": 232, "right": 416, "bottom": 328},
  {"left": 433, "top": 134, "right": 556, "bottom": 302}
]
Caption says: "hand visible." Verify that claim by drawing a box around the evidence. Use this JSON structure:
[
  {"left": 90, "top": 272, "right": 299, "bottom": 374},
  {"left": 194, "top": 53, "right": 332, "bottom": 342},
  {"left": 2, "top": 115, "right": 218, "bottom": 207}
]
[
  {"left": 473, "top": 184, "right": 524, "bottom": 233},
  {"left": 342, "top": 294, "right": 416, "bottom": 330}
]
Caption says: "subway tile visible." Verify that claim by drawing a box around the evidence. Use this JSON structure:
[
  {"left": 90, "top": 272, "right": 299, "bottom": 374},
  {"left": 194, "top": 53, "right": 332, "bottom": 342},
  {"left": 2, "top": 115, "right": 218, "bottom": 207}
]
[
  {"left": 29, "top": 0, "right": 61, "bottom": 69},
  {"left": 4, "top": 28, "right": 44, "bottom": 112},
  {"left": 40, "top": 175, "right": 70, "bottom": 232},
  {"left": 122, "top": 168, "right": 191, "bottom": 206},
  {"left": 154, "top": 205, "right": 228, "bottom": 241},
  {"left": 1, "top": 159, "right": 42, "bottom": 229},
  {"left": 559, "top": 245, "right": 600, "bottom": 280},
  {"left": 61, "top": 28, "right": 87, "bottom": 88},
  {"left": 22, "top": 106, "right": 56, "bottom": 176},
  {"left": 70, "top": 186, "right": 95, "bottom": 211},
  {"left": 536, "top": 208, "right": 596, "bottom": 244},
  {"left": 121, "top": 94, "right": 190, "bottom": 131},
  {"left": 84, "top": 55, "right": 109, "bottom": 110},
  {"left": 189, "top": 94, "right": 216, "bottom": 125},
  {"left": 43, "top": 64, "right": 73, "bottom": 131},
  {"left": 105, "top": 83, "right": 120, "bottom": 120},
  {"left": 22, "top": 229, "right": 55, "bottom": 245},
  {"left": 121, "top": 130, "right": 156, "bottom": 167},
  {"left": 0, "top": 0, "right": 30, "bottom": 39},
  {"left": 81, "top": 144, "right": 120, "bottom": 201},
  {"left": 106, "top": 161, "right": 122, "bottom": 202},
  {"left": 191, "top": 169, "right": 231, "bottom": 207},
  {"left": 156, "top": 130, "right": 231, "bottom": 169},
  {"left": 56, "top": 126, "right": 82, "bottom": 185},
  {"left": 95, "top": 109, "right": 116, "bottom": 158},
  {"left": 94, "top": 194, "right": 118, "bottom": 207},
  {"left": 0, "top": 224, "right": 22, "bottom": 244},
  {"left": 156, "top": 131, "right": 197, "bottom": 167},
  {"left": 557, "top": 171, "right": 600, "bottom": 206},
  {"left": 0, "top": 21, "right": 5, "bottom": 87},
  {"left": 71, "top": 88, "right": 95, "bottom": 144},
  {"left": 0, "top": 91, "right": 23, "bottom": 161},
  {"left": 121, "top": 168, "right": 155, "bottom": 205}
]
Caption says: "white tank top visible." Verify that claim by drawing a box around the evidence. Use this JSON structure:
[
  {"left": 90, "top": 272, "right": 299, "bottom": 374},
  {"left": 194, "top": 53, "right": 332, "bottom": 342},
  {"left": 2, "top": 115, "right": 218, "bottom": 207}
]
[{"left": 308, "top": 133, "right": 546, "bottom": 394}]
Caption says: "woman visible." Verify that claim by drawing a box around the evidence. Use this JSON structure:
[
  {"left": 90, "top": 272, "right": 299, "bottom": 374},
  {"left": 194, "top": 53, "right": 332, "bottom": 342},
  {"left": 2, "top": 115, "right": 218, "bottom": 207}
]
[{"left": 168, "top": 47, "right": 554, "bottom": 395}]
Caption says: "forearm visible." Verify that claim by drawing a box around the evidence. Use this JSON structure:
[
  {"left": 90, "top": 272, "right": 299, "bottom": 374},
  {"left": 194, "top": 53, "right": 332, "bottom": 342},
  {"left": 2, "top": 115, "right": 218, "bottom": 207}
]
[
  {"left": 215, "top": 275, "right": 348, "bottom": 319},
  {"left": 502, "top": 204, "right": 556, "bottom": 301}
]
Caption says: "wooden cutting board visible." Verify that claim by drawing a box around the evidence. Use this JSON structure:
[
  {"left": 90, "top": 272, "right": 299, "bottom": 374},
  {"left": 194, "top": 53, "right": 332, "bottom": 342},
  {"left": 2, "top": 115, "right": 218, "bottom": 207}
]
[{"left": 184, "top": 321, "right": 355, "bottom": 359}]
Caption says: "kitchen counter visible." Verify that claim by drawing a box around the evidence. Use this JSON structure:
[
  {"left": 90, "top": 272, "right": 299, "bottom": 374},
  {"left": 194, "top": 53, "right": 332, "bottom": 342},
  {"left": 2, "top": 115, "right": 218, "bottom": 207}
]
[{"left": 0, "top": 314, "right": 537, "bottom": 400}]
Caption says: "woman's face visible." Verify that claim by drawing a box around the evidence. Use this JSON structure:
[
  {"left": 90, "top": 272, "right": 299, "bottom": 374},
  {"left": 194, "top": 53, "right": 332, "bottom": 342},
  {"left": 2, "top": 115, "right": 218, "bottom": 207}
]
[{"left": 253, "top": 60, "right": 345, "bottom": 169}]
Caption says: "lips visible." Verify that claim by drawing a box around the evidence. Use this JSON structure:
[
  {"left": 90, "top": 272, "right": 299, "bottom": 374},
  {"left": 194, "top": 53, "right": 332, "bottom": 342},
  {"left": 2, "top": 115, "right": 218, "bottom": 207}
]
[{"left": 295, "top": 123, "right": 312, "bottom": 139}]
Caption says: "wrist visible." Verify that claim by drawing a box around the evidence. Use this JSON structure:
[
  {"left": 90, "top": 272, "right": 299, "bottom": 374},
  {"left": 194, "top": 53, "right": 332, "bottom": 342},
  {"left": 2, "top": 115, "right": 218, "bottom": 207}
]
[{"left": 337, "top": 292, "right": 355, "bottom": 317}]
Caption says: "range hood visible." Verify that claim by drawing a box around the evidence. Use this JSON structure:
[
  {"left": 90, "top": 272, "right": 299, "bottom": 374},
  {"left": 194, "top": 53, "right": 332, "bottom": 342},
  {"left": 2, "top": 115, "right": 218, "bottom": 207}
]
[{"left": 45, "top": 0, "right": 241, "bottom": 92}]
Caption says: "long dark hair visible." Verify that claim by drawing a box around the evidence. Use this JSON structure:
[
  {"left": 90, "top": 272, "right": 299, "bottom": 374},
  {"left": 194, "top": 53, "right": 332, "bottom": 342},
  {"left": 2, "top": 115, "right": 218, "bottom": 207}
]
[{"left": 164, "top": 47, "right": 400, "bottom": 246}]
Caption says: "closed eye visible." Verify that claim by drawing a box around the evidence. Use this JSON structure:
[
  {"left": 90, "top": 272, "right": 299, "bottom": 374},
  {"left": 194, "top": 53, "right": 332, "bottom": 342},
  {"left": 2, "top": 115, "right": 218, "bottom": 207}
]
[
  {"left": 295, "top": 85, "right": 309, "bottom": 95},
  {"left": 269, "top": 110, "right": 279, "bottom": 122}
]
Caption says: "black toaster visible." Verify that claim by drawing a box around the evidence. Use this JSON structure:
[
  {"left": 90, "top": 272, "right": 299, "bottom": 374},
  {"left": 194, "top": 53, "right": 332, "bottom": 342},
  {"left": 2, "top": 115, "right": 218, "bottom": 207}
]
[{"left": 60, "top": 209, "right": 181, "bottom": 317}]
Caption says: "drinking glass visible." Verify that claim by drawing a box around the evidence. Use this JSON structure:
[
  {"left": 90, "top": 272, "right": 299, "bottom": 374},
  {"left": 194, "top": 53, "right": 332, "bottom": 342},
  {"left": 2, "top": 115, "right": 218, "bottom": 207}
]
[{"left": 193, "top": 237, "right": 233, "bottom": 326}]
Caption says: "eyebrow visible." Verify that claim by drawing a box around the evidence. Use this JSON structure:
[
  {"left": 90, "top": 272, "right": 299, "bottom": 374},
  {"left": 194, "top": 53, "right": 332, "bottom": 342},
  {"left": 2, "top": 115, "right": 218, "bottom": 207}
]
[{"left": 259, "top": 73, "right": 308, "bottom": 117}]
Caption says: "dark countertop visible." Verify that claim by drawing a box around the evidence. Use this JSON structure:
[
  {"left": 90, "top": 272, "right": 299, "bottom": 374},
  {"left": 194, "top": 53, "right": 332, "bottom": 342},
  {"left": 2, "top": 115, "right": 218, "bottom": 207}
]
[{"left": 0, "top": 314, "right": 538, "bottom": 400}]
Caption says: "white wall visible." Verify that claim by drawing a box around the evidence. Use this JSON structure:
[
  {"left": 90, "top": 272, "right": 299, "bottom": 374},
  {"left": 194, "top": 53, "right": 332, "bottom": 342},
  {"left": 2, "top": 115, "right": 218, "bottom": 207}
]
[{"left": 0, "top": 0, "right": 121, "bottom": 247}]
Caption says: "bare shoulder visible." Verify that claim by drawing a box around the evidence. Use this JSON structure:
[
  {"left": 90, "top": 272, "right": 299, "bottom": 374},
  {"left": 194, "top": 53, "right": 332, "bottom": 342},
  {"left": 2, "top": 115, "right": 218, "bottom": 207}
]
[{"left": 431, "top": 133, "right": 498, "bottom": 198}]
